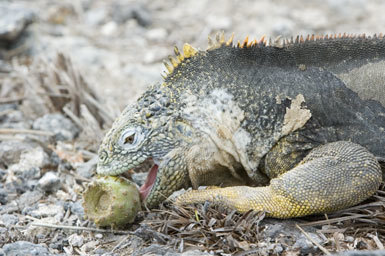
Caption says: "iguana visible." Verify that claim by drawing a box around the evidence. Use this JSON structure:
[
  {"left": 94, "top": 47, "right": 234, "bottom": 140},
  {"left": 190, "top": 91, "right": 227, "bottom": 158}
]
[{"left": 96, "top": 33, "right": 385, "bottom": 218}]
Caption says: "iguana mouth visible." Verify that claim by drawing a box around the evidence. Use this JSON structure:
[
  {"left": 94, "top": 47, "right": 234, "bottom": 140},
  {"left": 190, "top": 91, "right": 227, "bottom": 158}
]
[
  {"left": 139, "top": 162, "right": 158, "bottom": 201},
  {"left": 128, "top": 157, "right": 160, "bottom": 201}
]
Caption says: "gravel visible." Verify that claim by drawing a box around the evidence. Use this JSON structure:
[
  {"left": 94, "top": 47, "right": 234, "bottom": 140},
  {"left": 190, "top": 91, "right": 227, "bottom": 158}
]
[
  {"left": 32, "top": 113, "right": 79, "bottom": 141},
  {"left": 2, "top": 241, "right": 53, "bottom": 256}
]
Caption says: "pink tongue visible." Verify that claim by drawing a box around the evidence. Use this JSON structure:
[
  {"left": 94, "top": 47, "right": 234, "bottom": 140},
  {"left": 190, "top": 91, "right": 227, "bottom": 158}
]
[{"left": 139, "top": 164, "right": 158, "bottom": 201}]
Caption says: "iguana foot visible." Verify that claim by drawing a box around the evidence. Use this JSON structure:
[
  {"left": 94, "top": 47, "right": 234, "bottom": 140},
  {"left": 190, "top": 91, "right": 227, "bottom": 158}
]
[{"left": 175, "top": 141, "right": 382, "bottom": 218}]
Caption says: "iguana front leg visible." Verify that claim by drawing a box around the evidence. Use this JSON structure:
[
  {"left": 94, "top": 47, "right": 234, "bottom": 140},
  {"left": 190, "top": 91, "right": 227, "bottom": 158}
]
[{"left": 175, "top": 141, "right": 382, "bottom": 218}]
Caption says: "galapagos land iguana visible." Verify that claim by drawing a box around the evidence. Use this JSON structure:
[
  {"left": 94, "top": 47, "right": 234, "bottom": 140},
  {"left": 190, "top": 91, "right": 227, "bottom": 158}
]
[{"left": 96, "top": 33, "right": 385, "bottom": 218}]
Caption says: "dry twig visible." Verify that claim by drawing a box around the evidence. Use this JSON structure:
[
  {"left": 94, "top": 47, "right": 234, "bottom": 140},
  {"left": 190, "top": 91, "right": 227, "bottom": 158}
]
[{"left": 296, "top": 224, "right": 331, "bottom": 255}]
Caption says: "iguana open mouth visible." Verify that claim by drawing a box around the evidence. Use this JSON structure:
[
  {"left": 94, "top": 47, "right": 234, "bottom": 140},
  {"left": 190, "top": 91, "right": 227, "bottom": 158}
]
[
  {"left": 139, "top": 163, "right": 158, "bottom": 201},
  {"left": 127, "top": 158, "right": 159, "bottom": 201}
]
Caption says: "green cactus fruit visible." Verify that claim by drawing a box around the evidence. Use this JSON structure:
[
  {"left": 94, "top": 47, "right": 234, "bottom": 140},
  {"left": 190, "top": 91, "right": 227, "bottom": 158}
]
[{"left": 82, "top": 176, "right": 141, "bottom": 228}]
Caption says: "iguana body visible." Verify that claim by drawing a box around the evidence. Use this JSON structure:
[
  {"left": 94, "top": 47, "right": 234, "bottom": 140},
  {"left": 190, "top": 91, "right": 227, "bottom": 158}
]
[{"left": 97, "top": 33, "right": 385, "bottom": 218}]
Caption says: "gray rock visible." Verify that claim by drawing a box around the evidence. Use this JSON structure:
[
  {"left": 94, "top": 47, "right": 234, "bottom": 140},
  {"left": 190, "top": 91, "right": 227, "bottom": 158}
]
[
  {"left": 2, "top": 241, "right": 52, "bottom": 256},
  {"left": 68, "top": 233, "right": 84, "bottom": 247},
  {"left": 0, "top": 3, "right": 36, "bottom": 42},
  {"left": 0, "top": 214, "right": 18, "bottom": 226},
  {"left": 0, "top": 103, "right": 18, "bottom": 112},
  {"left": 84, "top": 8, "right": 108, "bottom": 26},
  {"left": 30, "top": 204, "right": 64, "bottom": 219},
  {"left": 18, "top": 190, "right": 43, "bottom": 209},
  {"left": 33, "top": 113, "right": 79, "bottom": 141},
  {"left": 0, "top": 140, "right": 33, "bottom": 167},
  {"left": 21, "top": 205, "right": 38, "bottom": 216},
  {"left": 9, "top": 147, "right": 50, "bottom": 178},
  {"left": 0, "top": 106, "right": 31, "bottom": 130},
  {"left": 21, "top": 167, "right": 41, "bottom": 180},
  {"left": 80, "top": 240, "right": 99, "bottom": 253},
  {"left": 76, "top": 156, "right": 98, "bottom": 178},
  {"left": 0, "top": 188, "right": 8, "bottom": 204},
  {"left": 263, "top": 219, "right": 326, "bottom": 254},
  {"left": 267, "top": 243, "right": 284, "bottom": 254},
  {"left": 1, "top": 110, "right": 24, "bottom": 123},
  {"left": 68, "top": 201, "right": 84, "bottom": 218},
  {"left": 264, "top": 223, "right": 285, "bottom": 237},
  {"left": 293, "top": 233, "right": 320, "bottom": 254},
  {"left": 345, "top": 236, "right": 355, "bottom": 242},
  {"left": 38, "top": 172, "right": 61, "bottom": 192},
  {"left": 112, "top": 3, "right": 152, "bottom": 26}
]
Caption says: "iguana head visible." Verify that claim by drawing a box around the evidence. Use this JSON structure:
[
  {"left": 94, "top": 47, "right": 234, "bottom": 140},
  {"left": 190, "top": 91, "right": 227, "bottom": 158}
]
[{"left": 97, "top": 82, "right": 196, "bottom": 208}]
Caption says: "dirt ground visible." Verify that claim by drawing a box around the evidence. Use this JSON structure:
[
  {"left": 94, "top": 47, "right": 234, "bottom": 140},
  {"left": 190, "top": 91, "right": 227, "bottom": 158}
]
[{"left": 1, "top": 0, "right": 385, "bottom": 255}]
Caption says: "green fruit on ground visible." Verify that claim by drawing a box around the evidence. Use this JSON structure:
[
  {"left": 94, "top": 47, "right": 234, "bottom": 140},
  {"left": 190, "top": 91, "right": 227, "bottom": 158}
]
[{"left": 82, "top": 176, "right": 141, "bottom": 228}]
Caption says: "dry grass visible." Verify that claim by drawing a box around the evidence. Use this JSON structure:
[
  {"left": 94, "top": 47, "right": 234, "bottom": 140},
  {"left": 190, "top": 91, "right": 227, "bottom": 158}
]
[
  {"left": 140, "top": 203, "right": 266, "bottom": 254},
  {"left": 16, "top": 53, "right": 116, "bottom": 151},
  {"left": 136, "top": 185, "right": 385, "bottom": 255}
]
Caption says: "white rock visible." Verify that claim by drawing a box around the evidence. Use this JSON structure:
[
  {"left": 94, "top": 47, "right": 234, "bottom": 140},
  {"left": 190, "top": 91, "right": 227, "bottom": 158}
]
[
  {"left": 38, "top": 172, "right": 61, "bottom": 192},
  {"left": 81, "top": 240, "right": 99, "bottom": 252},
  {"left": 30, "top": 204, "right": 64, "bottom": 218},
  {"left": 101, "top": 21, "right": 118, "bottom": 36},
  {"left": 68, "top": 233, "right": 84, "bottom": 247}
]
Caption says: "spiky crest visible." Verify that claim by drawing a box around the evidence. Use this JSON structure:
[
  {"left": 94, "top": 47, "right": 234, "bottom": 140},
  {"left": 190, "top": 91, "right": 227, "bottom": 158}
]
[{"left": 162, "top": 32, "right": 385, "bottom": 79}]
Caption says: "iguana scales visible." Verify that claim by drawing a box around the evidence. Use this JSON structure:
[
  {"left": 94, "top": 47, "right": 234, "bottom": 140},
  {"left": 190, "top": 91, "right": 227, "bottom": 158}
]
[{"left": 97, "top": 33, "right": 385, "bottom": 218}]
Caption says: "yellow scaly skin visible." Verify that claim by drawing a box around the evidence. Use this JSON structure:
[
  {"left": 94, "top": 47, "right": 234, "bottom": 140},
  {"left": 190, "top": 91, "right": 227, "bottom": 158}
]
[{"left": 176, "top": 141, "right": 382, "bottom": 218}]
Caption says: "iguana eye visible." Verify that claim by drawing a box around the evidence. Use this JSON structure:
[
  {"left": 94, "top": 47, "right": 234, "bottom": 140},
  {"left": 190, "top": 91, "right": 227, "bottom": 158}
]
[
  {"left": 124, "top": 134, "right": 135, "bottom": 144},
  {"left": 119, "top": 127, "right": 144, "bottom": 149}
]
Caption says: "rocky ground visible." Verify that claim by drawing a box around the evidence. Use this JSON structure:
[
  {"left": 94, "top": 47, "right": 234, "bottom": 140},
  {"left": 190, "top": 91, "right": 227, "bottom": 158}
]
[{"left": 1, "top": 0, "right": 385, "bottom": 255}]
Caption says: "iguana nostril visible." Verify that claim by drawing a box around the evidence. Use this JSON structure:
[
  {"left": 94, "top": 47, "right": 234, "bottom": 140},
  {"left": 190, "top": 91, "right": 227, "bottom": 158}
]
[{"left": 99, "top": 150, "right": 108, "bottom": 162}]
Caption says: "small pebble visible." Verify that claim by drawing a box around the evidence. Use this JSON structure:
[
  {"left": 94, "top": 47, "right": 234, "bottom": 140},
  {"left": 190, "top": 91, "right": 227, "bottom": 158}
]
[
  {"left": 33, "top": 113, "right": 79, "bottom": 141},
  {"left": 38, "top": 172, "right": 61, "bottom": 192},
  {"left": 2, "top": 241, "right": 52, "bottom": 256},
  {"left": 68, "top": 234, "right": 84, "bottom": 247},
  {"left": 0, "top": 214, "right": 19, "bottom": 226}
]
